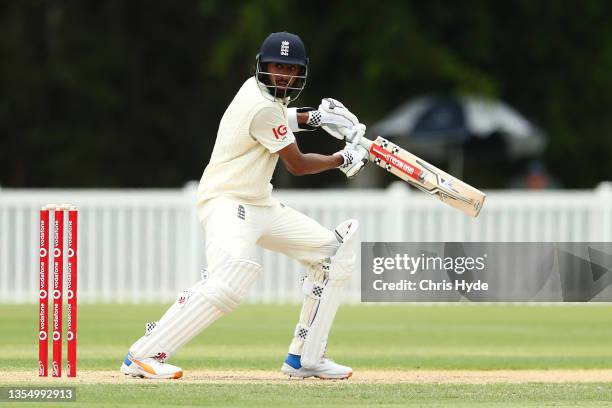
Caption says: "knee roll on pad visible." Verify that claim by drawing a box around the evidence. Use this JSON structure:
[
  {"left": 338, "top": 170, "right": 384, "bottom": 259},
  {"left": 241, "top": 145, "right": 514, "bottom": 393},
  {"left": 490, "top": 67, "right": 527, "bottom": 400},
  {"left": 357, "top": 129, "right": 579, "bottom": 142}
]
[
  {"left": 301, "top": 264, "right": 328, "bottom": 299},
  {"left": 200, "top": 258, "right": 262, "bottom": 312},
  {"left": 201, "top": 276, "right": 241, "bottom": 313}
]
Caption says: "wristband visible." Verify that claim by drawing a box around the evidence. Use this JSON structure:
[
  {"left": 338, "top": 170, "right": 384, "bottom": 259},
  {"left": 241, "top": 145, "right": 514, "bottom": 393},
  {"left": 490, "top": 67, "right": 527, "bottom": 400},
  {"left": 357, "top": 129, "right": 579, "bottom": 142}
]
[{"left": 306, "top": 110, "right": 322, "bottom": 127}]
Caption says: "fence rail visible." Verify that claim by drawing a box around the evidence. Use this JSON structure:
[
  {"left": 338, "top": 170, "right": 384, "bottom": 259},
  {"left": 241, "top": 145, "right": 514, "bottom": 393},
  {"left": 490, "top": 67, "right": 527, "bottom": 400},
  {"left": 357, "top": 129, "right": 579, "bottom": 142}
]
[{"left": 1, "top": 182, "right": 611, "bottom": 303}]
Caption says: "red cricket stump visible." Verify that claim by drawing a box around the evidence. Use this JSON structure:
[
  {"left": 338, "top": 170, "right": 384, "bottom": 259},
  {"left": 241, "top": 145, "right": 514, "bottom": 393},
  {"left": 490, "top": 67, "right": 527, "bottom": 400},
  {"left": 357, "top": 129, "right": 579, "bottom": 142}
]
[
  {"left": 66, "top": 208, "right": 78, "bottom": 377},
  {"left": 38, "top": 209, "right": 50, "bottom": 377},
  {"left": 39, "top": 204, "right": 79, "bottom": 378},
  {"left": 52, "top": 208, "right": 64, "bottom": 377}
]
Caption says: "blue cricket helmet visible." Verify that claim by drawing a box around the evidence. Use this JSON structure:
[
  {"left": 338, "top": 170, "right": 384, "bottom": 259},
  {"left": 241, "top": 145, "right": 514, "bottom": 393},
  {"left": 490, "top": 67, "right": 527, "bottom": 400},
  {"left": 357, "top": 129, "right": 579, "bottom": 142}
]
[
  {"left": 257, "top": 32, "right": 309, "bottom": 67},
  {"left": 255, "top": 32, "right": 308, "bottom": 103}
]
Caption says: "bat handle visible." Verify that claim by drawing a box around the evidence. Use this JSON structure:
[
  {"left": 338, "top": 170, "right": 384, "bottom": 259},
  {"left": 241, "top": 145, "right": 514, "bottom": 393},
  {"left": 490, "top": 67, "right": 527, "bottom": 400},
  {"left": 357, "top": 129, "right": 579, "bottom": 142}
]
[{"left": 357, "top": 136, "right": 373, "bottom": 151}]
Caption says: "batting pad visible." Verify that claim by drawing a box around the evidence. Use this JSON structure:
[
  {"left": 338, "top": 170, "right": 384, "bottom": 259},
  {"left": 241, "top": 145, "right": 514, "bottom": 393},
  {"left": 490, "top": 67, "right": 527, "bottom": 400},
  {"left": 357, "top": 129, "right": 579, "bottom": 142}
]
[
  {"left": 129, "top": 258, "right": 261, "bottom": 361},
  {"left": 289, "top": 219, "right": 359, "bottom": 368}
]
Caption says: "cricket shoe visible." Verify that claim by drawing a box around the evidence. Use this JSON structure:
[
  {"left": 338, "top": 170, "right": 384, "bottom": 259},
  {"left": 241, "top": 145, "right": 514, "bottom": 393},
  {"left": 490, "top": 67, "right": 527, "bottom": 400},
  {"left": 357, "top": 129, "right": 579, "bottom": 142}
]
[
  {"left": 120, "top": 353, "right": 183, "bottom": 379},
  {"left": 281, "top": 353, "right": 352, "bottom": 379}
]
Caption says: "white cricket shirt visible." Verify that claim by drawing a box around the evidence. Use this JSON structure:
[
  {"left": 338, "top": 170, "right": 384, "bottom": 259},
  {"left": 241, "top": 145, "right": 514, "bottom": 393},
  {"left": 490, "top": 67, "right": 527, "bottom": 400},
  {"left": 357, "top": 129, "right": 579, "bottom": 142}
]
[{"left": 197, "top": 77, "right": 295, "bottom": 209}]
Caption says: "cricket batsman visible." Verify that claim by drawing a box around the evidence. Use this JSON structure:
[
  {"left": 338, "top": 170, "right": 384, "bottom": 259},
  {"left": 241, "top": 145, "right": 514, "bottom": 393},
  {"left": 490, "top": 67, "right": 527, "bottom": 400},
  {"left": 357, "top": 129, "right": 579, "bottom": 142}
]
[{"left": 120, "top": 32, "right": 368, "bottom": 380}]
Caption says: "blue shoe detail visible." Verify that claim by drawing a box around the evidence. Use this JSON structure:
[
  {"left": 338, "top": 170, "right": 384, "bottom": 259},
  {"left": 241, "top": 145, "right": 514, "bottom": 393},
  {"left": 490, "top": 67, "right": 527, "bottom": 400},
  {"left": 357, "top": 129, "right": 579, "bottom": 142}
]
[
  {"left": 285, "top": 353, "right": 302, "bottom": 369},
  {"left": 123, "top": 354, "right": 132, "bottom": 367}
]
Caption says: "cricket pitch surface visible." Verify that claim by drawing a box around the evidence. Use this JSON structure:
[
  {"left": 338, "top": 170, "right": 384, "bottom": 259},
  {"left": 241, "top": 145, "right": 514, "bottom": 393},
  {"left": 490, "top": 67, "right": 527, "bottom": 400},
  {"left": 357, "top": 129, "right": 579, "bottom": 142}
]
[{"left": 3, "top": 369, "right": 612, "bottom": 384}]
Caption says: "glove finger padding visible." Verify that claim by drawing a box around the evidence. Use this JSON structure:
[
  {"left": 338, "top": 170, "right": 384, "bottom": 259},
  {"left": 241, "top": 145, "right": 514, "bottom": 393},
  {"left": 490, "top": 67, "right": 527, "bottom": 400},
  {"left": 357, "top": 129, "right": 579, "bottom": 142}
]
[
  {"left": 321, "top": 123, "right": 348, "bottom": 140},
  {"left": 319, "top": 98, "right": 359, "bottom": 124},
  {"left": 319, "top": 98, "right": 359, "bottom": 140},
  {"left": 336, "top": 144, "right": 369, "bottom": 178},
  {"left": 340, "top": 123, "right": 366, "bottom": 145},
  {"left": 345, "top": 157, "right": 367, "bottom": 178}
]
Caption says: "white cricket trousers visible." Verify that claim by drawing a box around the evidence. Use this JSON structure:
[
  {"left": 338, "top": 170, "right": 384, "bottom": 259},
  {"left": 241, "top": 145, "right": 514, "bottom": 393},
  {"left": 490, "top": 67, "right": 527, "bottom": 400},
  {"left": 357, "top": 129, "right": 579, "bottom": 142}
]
[{"left": 198, "top": 196, "right": 339, "bottom": 270}]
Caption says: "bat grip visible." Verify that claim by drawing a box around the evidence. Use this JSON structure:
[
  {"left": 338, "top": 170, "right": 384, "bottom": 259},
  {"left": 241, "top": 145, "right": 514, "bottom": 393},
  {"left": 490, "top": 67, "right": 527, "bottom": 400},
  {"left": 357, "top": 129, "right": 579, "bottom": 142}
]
[{"left": 357, "top": 136, "right": 373, "bottom": 151}]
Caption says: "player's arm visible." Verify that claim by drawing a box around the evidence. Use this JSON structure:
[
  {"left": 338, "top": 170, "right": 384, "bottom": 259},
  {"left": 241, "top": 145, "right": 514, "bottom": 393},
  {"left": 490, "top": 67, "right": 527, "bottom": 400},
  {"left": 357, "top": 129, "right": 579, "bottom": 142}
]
[
  {"left": 295, "top": 111, "right": 310, "bottom": 127},
  {"left": 278, "top": 142, "right": 368, "bottom": 178},
  {"left": 277, "top": 143, "right": 342, "bottom": 176}
]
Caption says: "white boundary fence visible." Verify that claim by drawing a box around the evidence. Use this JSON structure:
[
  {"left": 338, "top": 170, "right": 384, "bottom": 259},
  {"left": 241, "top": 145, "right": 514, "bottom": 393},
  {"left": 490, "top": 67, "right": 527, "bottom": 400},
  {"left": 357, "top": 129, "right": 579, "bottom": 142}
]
[{"left": 1, "top": 182, "right": 611, "bottom": 303}]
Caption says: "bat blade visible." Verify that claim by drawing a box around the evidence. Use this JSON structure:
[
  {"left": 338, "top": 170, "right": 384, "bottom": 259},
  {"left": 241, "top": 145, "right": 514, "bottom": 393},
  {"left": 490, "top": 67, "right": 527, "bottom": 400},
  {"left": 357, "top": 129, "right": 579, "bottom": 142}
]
[{"left": 361, "top": 136, "right": 486, "bottom": 217}]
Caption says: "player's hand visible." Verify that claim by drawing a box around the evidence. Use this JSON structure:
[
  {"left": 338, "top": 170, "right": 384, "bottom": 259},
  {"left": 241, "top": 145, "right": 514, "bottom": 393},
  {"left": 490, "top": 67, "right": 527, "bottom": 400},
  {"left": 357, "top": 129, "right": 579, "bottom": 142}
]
[
  {"left": 338, "top": 123, "right": 366, "bottom": 145},
  {"left": 313, "top": 98, "right": 360, "bottom": 140},
  {"left": 335, "top": 143, "right": 369, "bottom": 178}
]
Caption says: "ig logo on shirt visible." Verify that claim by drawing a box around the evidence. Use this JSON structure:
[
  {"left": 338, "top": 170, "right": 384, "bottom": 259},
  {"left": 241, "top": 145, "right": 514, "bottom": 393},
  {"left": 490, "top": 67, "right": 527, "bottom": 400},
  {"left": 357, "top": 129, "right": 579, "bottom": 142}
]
[{"left": 272, "top": 125, "right": 288, "bottom": 141}]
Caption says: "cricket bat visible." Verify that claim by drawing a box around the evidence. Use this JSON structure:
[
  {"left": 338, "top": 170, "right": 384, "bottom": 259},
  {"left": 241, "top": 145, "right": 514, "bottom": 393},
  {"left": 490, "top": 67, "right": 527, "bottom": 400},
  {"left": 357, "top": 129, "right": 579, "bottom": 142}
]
[{"left": 358, "top": 136, "right": 485, "bottom": 217}]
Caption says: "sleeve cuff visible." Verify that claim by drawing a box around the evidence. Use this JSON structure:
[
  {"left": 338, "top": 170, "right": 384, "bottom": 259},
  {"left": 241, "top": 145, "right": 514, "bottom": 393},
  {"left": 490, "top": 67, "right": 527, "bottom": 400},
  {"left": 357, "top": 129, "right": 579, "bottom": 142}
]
[
  {"left": 287, "top": 108, "right": 301, "bottom": 133},
  {"left": 288, "top": 107, "right": 318, "bottom": 132},
  {"left": 269, "top": 138, "right": 295, "bottom": 153}
]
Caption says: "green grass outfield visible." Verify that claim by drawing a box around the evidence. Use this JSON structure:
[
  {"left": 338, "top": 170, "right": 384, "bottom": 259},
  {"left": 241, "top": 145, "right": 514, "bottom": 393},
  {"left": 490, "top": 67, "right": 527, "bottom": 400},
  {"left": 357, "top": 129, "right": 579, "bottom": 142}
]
[{"left": 1, "top": 304, "right": 612, "bottom": 407}]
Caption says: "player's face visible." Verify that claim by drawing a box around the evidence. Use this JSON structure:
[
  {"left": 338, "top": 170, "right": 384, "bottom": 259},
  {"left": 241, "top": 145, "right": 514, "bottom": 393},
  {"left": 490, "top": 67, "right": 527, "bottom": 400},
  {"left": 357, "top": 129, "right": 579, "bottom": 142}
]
[{"left": 266, "top": 63, "right": 300, "bottom": 90}]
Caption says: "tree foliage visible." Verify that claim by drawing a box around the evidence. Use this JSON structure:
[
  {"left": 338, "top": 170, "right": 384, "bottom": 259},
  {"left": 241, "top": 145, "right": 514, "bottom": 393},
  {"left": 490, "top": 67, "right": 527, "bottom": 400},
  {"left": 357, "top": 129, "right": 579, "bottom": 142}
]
[{"left": 1, "top": 0, "right": 611, "bottom": 188}]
